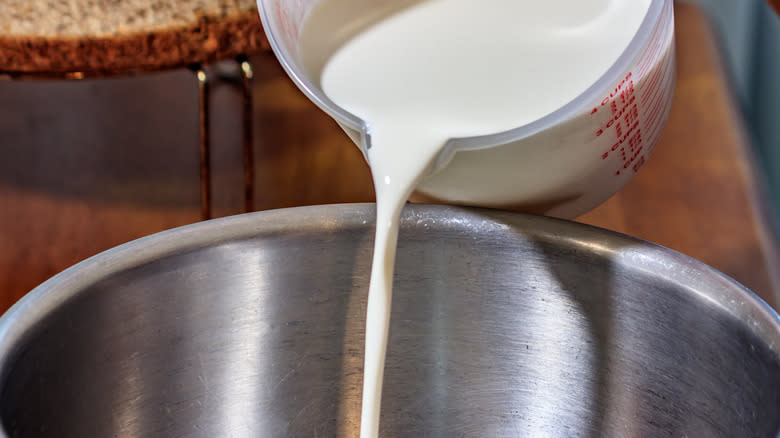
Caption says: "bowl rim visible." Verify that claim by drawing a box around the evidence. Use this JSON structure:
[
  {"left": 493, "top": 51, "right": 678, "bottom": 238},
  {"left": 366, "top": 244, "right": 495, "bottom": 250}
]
[{"left": 0, "top": 203, "right": 777, "bottom": 412}]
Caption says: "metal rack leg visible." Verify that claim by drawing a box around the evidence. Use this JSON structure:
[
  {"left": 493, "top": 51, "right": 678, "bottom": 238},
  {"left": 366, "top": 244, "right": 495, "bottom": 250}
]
[
  {"left": 192, "top": 65, "right": 212, "bottom": 221},
  {"left": 237, "top": 55, "right": 255, "bottom": 214}
]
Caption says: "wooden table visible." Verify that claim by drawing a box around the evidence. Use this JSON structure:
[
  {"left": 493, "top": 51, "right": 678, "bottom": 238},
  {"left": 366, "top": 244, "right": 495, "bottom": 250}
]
[{"left": 1, "top": 2, "right": 778, "bottom": 311}]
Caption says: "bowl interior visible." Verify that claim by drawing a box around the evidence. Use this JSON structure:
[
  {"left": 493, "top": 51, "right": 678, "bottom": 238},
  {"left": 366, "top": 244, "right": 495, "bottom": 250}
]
[{"left": 0, "top": 205, "right": 778, "bottom": 437}]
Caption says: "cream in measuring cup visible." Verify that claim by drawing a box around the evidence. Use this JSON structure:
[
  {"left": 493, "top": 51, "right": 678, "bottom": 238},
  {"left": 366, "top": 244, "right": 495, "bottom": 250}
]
[{"left": 259, "top": 0, "right": 675, "bottom": 436}]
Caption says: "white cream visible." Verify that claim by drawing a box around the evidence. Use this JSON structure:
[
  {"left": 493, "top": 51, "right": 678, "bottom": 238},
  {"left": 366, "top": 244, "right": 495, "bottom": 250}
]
[{"left": 316, "top": 0, "right": 651, "bottom": 436}]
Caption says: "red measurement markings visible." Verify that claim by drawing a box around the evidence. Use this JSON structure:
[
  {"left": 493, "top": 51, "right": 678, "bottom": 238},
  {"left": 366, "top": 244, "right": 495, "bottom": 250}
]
[
  {"left": 640, "top": 83, "right": 674, "bottom": 157},
  {"left": 592, "top": 72, "right": 634, "bottom": 116},
  {"left": 637, "top": 30, "right": 662, "bottom": 77},
  {"left": 643, "top": 68, "right": 668, "bottom": 117},
  {"left": 632, "top": 155, "right": 646, "bottom": 173},
  {"left": 643, "top": 86, "right": 674, "bottom": 152},
  {"left": 642, "top": 51, "right": 674, "bottom": 135},
  {"left": 623, "top": 129, "right": 644, "bottom": 168},
  {"left": 640, "top": 70, "right": 671, "bottom": 133},
  {"left": 593, "top": 75, "right": 653, "bottom": 175},
  {"left": 594, "top": 74, "right": 646, "bottom": 176},
  {"left": 632, "top": 22, "right": 674, "bottom": 155},
  {"left": 638, "top": 2, "right": 673, "bottom": 78},
  {"left": 593, "top": 0, "right": 674, "bottom": 177},
  {"left": 645, "top": 78, "right": 672, "bottom": 132},
  {"left": 644, "top": 102, "right": 667, "bottom": 139},
  {"left": 638, "top": 1, "right": 673, "bottom": 77},
  {"left": 636, "top": 8, "right": 665, "bottom": 75},
  {"left": 641, "top": 49, "right": 669, "bottom": 107},
  {"left": 276, "top": 2, "right": 300, "bottom": 44},
  {"left": 643, "top": 26, "right": 673, "bottom": 92},
  {"left": 639, "top": 29, "right": 666, "bottom": 78},
  {"left": 623, "top": 0, "right": 673, "bottom": 175}
]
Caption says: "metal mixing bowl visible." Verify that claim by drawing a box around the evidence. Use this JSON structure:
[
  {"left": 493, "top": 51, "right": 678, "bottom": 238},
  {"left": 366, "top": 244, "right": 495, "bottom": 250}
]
[{"left": 0, "top": 204, "right": 778, "bottom": 437}]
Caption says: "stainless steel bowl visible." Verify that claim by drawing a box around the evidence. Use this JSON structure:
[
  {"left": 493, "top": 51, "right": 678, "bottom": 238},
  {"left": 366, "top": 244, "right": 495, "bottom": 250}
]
[{"left": 0, "top": 204, "right": 778, "bottom": 437}]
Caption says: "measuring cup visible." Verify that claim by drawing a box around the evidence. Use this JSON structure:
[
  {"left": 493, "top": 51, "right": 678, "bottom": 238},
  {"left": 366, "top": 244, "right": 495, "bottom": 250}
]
[{"left": 257, "top": 0, "right": 676, "bottom": 218}]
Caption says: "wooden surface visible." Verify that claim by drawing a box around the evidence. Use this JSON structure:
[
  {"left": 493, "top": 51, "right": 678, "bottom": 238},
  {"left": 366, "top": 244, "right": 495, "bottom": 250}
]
[{"left": 0, "top": 2, "right": 777, "bottom": 312}]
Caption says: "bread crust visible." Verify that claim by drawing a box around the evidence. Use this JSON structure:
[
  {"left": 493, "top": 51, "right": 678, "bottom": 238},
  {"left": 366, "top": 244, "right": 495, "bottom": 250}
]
[{"left": 0, "top": 11, "right": 268, "bottom": 74}]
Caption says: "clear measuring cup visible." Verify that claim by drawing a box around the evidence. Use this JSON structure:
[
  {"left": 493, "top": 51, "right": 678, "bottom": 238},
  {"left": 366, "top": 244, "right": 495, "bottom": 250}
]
[{"left": 257, "top": 0, "right": 676, "bottom": 218}]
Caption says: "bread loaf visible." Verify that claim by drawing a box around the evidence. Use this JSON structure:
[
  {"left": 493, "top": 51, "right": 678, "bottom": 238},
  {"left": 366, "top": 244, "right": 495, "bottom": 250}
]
[{"left": 0, "top": 0, "right": 268, "bottom": 73}]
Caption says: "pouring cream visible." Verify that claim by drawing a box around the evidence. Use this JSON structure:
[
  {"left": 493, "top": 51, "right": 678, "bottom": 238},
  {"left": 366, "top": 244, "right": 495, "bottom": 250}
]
[{"left": 308, "top": 0, "right": 652, "bottom": 435}]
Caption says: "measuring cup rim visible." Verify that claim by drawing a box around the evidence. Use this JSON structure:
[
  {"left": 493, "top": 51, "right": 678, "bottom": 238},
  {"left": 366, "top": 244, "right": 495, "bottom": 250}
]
[
  {"left": 258, "top": 0, "right": 669, "bottom": 159},
  {"left": 447, "top": 0, "right": 670, "bottom": 151}
]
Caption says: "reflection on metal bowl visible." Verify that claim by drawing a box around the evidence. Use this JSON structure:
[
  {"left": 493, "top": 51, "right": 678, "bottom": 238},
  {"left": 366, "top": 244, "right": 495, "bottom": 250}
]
[{"left": 0, "top": 204, "right": 777, "bottom": 437}]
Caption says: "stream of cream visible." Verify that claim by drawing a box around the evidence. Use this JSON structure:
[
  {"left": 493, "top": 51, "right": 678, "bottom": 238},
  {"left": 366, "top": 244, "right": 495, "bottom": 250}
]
[{"left": 316, "top": 0, "right": 651, "bottom": 436}]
